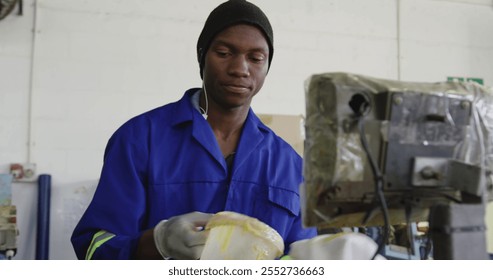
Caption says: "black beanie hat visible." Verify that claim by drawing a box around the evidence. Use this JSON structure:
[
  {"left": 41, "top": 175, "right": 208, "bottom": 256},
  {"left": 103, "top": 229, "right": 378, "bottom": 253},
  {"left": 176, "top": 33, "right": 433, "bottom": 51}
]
[{"left": 197, "top": 0, "right": 274, "bottom": 79}]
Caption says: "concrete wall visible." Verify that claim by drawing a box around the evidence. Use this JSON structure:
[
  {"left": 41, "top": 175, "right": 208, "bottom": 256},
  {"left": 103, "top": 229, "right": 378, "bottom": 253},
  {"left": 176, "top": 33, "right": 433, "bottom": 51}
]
[{"left": 0, "top": 0, "right": 492, "bottom": 259}]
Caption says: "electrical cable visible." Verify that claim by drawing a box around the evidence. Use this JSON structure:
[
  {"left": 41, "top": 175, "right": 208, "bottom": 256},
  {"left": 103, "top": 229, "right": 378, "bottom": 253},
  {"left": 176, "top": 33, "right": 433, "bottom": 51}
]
[
  {"left": 200, "top": 84, "right": 209, "bottom": 119},
  {"left": 357, "top": 117, "right": 391, "bottom": 260},
  {"left": 349, "top": 93, "right": 390, "bottom": 260}
]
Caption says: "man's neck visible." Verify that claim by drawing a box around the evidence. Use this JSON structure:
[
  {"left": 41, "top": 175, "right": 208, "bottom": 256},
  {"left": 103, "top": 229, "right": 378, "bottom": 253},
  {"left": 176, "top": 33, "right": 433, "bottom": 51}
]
[{"left": 207, "top": 107, "right": 248, "bottom": 157}]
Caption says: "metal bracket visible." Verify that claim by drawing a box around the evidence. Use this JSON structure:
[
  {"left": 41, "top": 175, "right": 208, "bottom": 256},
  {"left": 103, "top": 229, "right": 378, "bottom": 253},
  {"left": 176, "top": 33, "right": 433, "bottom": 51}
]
[{"left": 412, "top": 157, "right": 484, "bottom": 197}]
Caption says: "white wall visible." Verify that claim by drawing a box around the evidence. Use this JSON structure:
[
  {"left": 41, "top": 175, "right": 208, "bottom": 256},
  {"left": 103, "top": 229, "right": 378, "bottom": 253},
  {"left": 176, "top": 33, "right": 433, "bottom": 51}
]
[{"left": 0, "top": 0, "right": 492, "bottom": 259}]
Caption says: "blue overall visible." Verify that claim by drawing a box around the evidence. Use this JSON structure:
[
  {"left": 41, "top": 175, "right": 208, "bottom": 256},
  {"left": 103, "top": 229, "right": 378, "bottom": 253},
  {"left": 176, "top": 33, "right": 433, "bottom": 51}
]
[{"left": 71, "top": 89, "right": 316, "bottom": 259}]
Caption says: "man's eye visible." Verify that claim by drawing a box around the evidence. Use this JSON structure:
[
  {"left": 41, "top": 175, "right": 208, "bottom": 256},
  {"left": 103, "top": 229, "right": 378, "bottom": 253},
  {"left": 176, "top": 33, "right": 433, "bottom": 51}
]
[
  {"left": 216, "top": 51, "right": 230, "bottom": 57},
  {"left": 250, "top": 55, "right": 266, "bottom": 63}
]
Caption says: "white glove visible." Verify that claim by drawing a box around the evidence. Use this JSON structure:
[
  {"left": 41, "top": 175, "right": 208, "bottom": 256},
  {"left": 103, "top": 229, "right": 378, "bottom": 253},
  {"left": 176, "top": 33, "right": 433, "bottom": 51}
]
[{"left": 154, "top": 211, "right": 212, "bottom": 260}]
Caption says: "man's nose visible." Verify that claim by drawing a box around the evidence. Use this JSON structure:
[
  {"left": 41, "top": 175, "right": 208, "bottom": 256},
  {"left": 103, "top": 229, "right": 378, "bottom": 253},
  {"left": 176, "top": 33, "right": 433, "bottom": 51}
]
[{"left": 228, "top": 55, "right": 250, "bottom": 77}]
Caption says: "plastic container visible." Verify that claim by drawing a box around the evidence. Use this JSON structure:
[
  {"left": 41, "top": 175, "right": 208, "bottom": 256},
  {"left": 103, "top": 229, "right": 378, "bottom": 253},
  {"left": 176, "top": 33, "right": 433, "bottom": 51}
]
[
  {"left": 288, "top": 233, "right": 385, "bottom": 260},
  {"left": 200, "top": 211, "right": 284, "bottom": 260}
]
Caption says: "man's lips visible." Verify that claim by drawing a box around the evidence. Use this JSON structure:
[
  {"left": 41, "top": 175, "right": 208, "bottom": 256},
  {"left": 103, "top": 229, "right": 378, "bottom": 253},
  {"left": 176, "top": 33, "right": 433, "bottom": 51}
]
[{"left": 223, "top": 84, "right": 250, "bottom": 93}]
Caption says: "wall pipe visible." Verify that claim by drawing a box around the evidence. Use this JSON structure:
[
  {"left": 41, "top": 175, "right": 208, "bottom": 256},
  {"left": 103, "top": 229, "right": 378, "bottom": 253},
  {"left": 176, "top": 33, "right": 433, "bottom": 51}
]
[
  {"left": 27, "top": 0, "right": 39, "bottom": 163},
  {"left": 36, "top": 174, "right": 51, "bottom": 260}
]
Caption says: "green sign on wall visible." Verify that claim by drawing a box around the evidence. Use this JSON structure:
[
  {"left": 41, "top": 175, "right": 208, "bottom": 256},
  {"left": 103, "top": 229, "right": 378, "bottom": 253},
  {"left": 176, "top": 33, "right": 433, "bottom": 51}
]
[{"left": 447, "top": 76, "right": 484, "bottom": 85}]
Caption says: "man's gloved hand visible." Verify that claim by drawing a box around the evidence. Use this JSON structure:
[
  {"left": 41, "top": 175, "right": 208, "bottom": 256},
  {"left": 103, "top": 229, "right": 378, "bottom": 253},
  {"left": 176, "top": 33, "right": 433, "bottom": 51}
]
[{"left": 154, "top": 211, "right": 213, "bottom": 260}]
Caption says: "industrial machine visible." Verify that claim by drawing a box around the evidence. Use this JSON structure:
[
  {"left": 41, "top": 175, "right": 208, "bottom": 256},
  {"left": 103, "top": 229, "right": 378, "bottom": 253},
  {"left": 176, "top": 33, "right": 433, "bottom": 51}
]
[
  {"left": 0, "top": 0, "right": 22, "bottom": 21},
  {"left": 302, "top": 73, "right": 492, "bottom": 259},
  {"left": 0, "top": 174, "right": 18, "bottom": 260}
]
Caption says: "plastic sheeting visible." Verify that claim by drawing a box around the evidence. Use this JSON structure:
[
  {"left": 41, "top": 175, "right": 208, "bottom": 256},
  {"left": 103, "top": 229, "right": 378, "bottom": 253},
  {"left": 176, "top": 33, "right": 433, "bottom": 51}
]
[{"left": 302, "top": 72, "right": 493, "bottom": 228}]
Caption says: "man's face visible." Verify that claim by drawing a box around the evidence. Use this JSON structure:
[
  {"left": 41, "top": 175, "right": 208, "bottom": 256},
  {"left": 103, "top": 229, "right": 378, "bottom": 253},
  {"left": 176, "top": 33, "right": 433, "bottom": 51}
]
[{"left": 202, "top": 24, "right": 269, "bottom": 112}]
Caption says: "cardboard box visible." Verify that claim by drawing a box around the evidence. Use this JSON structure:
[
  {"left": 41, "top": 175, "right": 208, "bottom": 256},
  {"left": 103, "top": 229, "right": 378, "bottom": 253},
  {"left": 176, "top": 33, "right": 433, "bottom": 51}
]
[{"left": 257, "top": 114, "right": 304, "bottom": 157}]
